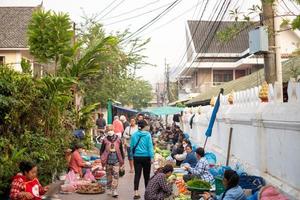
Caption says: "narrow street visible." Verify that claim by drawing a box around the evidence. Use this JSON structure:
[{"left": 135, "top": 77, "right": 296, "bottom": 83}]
[{"left": 58, "top": 157, "right": 146, "bottom": 200}]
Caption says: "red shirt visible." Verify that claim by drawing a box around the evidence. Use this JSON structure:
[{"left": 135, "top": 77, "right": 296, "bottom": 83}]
[
  {"left": 10, "top": 173, "right": 45, "bottom": 200},
  {"left": 69, "top": 150, "right": 85, "bottom": 175},
  {"left": 113, "top": 119, "right": 124, "bottom": 134}
]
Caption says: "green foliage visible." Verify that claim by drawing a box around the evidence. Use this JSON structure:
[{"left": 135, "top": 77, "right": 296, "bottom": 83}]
[
  {"left": 292, "top": 16, "right": 300, "bottom": 30},
  {"left": 27, "top": 9, "right": 73, "bottom": 67},
  {"left": 0, "top": 66, "right": 73, "bottom": 195},
  {"left": 21, "top": 58, "right": 32, "bottom": 74},
  {"left": 117, "top": 79, "right": 153, "bottom": 109}
]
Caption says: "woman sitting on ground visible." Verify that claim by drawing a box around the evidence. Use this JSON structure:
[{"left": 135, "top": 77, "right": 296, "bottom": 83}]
[
  {"left": 10, "top": 161, "right": 49, "bottom": 200},
  {"left": 203, "top": 169, "right": 246, "bottom": 200},
  {"left": 173, "top": 138, "right": 191, "bottom": 165},
  {"left": 181, "top": 145, "right": 198, "bottom": 168},
  {"left": 69, "top": 143, "right": 91, "bottom": 177},
  {"left": 144, "top": 164, "right": 175, "bottom": 200}
]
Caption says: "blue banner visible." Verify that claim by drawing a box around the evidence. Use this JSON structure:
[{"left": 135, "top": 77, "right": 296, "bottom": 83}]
[{"left": 205, "top": 93, "right": 221, "bottom": 137}]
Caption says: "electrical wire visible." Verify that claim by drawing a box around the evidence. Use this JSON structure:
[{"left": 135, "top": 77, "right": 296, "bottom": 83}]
[
  {"left": 99, "top": 0, "right": 126, "bottom": 21},
  {"left": 183, "top": 0, "right": 232, "bottom": 77},
  {"left": 103, "top": 2, "right": 174, "bottom": 26},
  {"left": 173, "top": 0, "right": 224, "bottom": 77},
  {"left": 172, "top": 0, "right": 211, "bottom": 76},
  {"left": 124, "top": 0, "right": 183, "bottom": 42},
  {"left": 101, "top": 0, "right": 161, "bottom": 21},
  {"left": 97, "top": 0, "right": 119, "bottom": 19},
  {"left": 141, "top": 0, "right": 205, "bottom": 37}
]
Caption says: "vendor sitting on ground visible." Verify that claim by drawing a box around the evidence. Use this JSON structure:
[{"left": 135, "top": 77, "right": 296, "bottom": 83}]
[
  {"left": 183, "top": 147, "right": 214, "bottom": 183},
  {"left": 173, "top": 139, "right": 191, "bottom": 164},
  {"left": 10, "top": 161, "right": 49, "bottom": 200},
  {"left": 69, "top": 143, "right": 91, "bottom": 177},
  {"left": 203, "top": 169, "right": 246, "bottom": 200},
  {"left": 144, "top": 164, "right": 175, "bottom": 200},
  {"left": 171, "top": 141, "right": 184, "bottom": 166},
  {"left": 181, "top": 145, "right": 198, "bottom": 168}
]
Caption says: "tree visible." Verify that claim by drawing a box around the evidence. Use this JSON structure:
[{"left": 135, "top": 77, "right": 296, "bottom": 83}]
[
  {"left": 77, "top": 17, "right": 152, "bottom": 107},
  {"left": 118, "top": 79, "right": 153, "bottom": 109},
  {"left": 27, "top": 9, "right": 73, "bottom": 73}
]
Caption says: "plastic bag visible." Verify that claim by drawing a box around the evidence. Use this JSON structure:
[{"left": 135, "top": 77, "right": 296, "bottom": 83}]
[
  {"left": 84, "top": 169, "right": 96, "bottom": 181},
  {"left": 65, "top": 170, "right": 77, "bottom": 184},
  {"left": 119, "top": 166, "right": 125, "bottom": 177}
]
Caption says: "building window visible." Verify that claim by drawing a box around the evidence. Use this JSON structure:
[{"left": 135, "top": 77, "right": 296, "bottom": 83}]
[
  {"left": 213, "top": 70, "right": 233, "bottom": 84},
  {"left": 235, "top": 70, "right": 246, "bottom": 79},
  {"left": 0, "top": 56, "right": 5, "bottom": 65}
]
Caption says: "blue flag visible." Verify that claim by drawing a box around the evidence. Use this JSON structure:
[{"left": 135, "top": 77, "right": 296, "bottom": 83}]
[{"left": 205, "top": 92, "right": 221, "bottom": 137}]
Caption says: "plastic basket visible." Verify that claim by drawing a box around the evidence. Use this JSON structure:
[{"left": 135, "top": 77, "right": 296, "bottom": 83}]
[{"left": 215, "top": 176, "right": 225, "bottom": 195}]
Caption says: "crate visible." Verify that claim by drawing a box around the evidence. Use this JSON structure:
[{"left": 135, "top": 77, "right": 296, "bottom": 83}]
[{"left": 215, "top": 176, "right": 225, "bottom": 195}]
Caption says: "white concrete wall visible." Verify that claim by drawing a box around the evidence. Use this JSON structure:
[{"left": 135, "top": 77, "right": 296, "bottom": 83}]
[{"left": 183, "top": 82, "right": 300, "bottom": 199}]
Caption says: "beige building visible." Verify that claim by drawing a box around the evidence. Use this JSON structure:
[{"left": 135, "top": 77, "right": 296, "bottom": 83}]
[
  {"left": 0, "top": 6, "right": 48, "bottom": 76},
  {"left": 176, "top": 20, "right": 300, "bottom": 100}
]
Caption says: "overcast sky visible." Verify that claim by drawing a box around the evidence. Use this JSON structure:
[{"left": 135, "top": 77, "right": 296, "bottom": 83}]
[{"left": 2, "top": 0, "right": 299, "bottom": 84}]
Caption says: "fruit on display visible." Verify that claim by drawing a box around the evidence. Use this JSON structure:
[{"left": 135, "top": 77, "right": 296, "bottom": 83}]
[
  {"left": 259, "top": 81, "right": 269, "bottom": 102},
  {"left": 175, "top": 179, "right": 188, "bottom": 194}
]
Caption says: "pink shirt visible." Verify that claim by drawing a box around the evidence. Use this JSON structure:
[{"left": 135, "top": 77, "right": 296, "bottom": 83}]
[
  {"left": 113, "top": 119, "right": 124, "bottom": 134},
  {"left": 69, "top": 150, "right": 85, "bottom": 175}
]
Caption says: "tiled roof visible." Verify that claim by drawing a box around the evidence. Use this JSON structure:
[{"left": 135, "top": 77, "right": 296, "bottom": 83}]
[
  {"left": 186, "top": 57, "right": 300, "bottom": 105},
  {"left": 0, "top": 7, "right": 37, "bottom": 48},
  {"left": 187, "top": 20, "right": 255, "bottom": 54}
]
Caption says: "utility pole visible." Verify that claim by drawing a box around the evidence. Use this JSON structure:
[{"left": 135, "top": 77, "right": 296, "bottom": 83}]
[
  {"left": 166, "top": 62, "right": 170, "bottom": 104},
  {"left": 262, "top": 0, "right": 277, "bottom": 84},
  {"left": 274, "top": 0, "right": 283, "bottom": 102}
]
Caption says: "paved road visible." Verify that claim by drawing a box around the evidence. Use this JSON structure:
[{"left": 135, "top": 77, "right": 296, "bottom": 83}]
[{"left": 58, "top": 161, "right": 147, "bottom": 200}]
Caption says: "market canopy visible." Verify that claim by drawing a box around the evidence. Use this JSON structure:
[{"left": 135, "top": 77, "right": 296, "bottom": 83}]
[{"left": 145, "top": 106, "right": 184, "bottom": 115}]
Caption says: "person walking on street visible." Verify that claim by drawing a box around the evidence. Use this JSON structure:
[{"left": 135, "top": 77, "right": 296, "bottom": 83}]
[
  {"left": 130, "top": 120, "right": 154, "bottom": 199},
  {"left": 120, "top": 115, "right": 130, "bottom": 131},
  {"left": 123, "top": 118, "right": 138, "bottom": 173},
  {"left": 96, "top": 113, "right": 106, "bottom": 130},
  {"left": 100, "top": 125, "right": 125, "bottom": 198},
  {"left": 113, "top": 116, "right": 124, "bottom": 138}
]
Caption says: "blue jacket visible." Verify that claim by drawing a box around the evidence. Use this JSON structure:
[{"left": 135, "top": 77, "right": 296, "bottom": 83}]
[
  {"left": 217, "top": 186, "right": 246, "bottom": 200},
  {"left": 182, "top": 152, "right": 197, "bottom": 167},
  {"left": 130, "top": 130, "right": 154, "bottom": 159}
]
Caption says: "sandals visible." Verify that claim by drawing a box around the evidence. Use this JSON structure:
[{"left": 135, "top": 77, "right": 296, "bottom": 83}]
[{"left": 133, "top": 194, "right": 141, "bottom": 199}]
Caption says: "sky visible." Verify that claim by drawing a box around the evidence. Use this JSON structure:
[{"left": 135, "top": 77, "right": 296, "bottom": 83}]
[{"left": 2, "top": 0, "right": 298, "bottom": 84}]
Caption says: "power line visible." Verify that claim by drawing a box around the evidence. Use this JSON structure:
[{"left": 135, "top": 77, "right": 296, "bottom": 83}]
[
  {"left": 99, "top": 0, "right": 126, "bottom": 20},
  {"left": 141, "top": 0, "right": 204, "bottom": 36},
  {"left": 289, "top": 0, "right": 300, "bottom": 12},
  {"left": 103, "top": 2, "right": 173, "bottom": 26},
  {"left": 173, "top": 0, "right": 222, "bottom": 76},
  {"left": 101, "top": 0, "right": 161, "bottom": 20},
  {"left": 183, "top": 0, "right": 232, "bottom": 77},
  {"left": 97, "top": 0, "right": 119, "bottom": 19},
  {"left": 172, "top": 0, "right": 210, "bottom": 75},
  {"left": 281, "top": 0, "right": 296, "bottom": 15},
  {"left": 124, "top": 0, "right": 183, "bottom": 42}
]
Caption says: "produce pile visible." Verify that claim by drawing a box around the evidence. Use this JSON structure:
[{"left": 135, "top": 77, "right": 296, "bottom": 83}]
[
  {"left": 76, "top": 182, "right": 105, "bottom": 194},
  {"left": 175, "top": 179, "right": 188, "bottom": 194},
  {"left": 155, "top": 147, "right": 171, "bottom": 158},
  {"left": 186, "top": 178, "right": 211, "bottom": 190}
]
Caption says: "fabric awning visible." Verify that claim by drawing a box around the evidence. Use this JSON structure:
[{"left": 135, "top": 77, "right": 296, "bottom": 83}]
[{"left": 145, "top": 106, "right": 184, "bottom": 115}]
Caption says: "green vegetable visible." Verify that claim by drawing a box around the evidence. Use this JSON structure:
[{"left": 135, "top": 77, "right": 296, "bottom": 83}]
[{"left": 186, "top": 178, "right": 211, "bottom": 189}]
